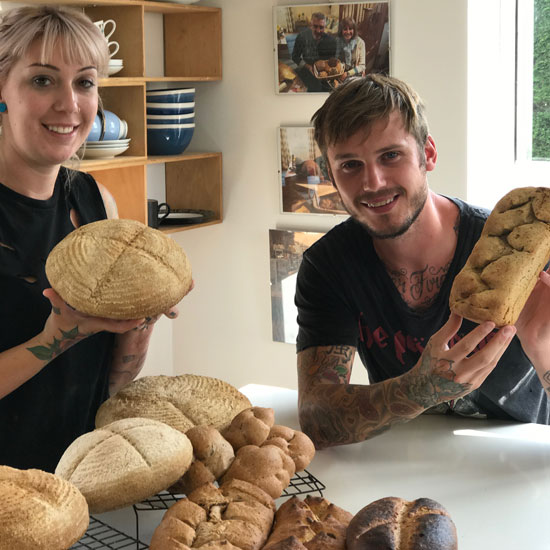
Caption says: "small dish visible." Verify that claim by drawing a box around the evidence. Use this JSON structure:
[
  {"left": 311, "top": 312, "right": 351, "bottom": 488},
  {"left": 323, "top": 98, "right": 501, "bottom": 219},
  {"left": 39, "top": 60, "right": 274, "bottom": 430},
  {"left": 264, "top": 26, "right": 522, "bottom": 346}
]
[{"left": 160, "top": 209, "right": 215, "bottom": 225}]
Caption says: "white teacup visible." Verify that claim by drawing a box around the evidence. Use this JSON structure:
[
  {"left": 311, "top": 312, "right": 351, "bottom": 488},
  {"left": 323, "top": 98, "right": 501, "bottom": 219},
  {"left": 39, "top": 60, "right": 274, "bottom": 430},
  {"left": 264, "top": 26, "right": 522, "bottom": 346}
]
[
  {"left": 108, "top": 41, "right": 120, "bottom": 58},
  {"left": 93, "top": 19, "right": 116, "bottom": 40}
]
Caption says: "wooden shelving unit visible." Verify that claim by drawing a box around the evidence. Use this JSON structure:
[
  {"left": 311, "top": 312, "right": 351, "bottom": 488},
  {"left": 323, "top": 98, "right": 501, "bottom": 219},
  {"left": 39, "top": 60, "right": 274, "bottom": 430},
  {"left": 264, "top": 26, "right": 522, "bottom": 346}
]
[{"left": 16, "top": 0, "right": 223, "bottom": 231}]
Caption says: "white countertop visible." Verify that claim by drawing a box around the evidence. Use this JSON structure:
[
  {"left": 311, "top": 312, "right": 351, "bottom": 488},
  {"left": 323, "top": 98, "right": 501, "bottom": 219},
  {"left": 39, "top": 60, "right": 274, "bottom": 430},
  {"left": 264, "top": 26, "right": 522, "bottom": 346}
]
[{"left": 98, "top": 384, "right": 550, "bottom": 549}]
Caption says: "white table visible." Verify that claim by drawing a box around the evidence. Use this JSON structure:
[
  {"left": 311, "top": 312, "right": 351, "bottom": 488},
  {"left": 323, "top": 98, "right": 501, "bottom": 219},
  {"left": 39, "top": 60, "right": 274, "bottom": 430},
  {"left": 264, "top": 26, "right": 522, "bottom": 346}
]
[{"left": 99, "top": 384, "right": 550, "bottom": 549}]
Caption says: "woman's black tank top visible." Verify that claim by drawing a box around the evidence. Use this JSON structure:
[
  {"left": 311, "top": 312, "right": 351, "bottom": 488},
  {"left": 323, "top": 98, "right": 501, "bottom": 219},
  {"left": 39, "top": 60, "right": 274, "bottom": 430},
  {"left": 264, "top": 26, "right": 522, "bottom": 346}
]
[{"left": 0, "top": 167, "right": 114, "bottom": 472}]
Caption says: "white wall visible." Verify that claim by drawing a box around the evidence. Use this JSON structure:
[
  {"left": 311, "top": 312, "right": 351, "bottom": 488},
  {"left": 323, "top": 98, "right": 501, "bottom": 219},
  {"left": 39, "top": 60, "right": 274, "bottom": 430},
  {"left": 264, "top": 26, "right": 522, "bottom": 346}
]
[{"left": 144, "top": 0, "right": 468, "bottom": 390}]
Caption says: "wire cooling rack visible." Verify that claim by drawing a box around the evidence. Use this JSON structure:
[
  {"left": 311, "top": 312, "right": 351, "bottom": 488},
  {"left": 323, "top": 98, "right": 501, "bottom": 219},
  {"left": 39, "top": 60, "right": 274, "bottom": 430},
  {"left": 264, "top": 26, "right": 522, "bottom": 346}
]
[
  {"left": 71, "top": 516, "right": 148, "bottom": 549},
  {"left": 133, "top": 469, "right": 325, "bottom": 512},
  {"left": 73, "top": 470, "right": 325, "bottom": 549}
]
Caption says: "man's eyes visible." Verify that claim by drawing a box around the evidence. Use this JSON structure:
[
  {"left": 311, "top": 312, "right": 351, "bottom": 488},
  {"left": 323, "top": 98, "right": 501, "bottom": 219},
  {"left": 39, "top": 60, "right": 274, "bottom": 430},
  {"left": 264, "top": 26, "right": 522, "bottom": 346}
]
[{"left": 341, "top": 160, "right": 362, "bottom": 170}]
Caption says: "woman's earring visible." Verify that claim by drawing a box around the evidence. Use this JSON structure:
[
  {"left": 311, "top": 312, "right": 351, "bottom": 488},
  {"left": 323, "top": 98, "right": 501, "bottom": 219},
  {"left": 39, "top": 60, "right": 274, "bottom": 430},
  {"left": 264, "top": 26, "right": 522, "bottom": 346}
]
[{"left": 0, "top": 102, "right": 7, "bottom": 113}]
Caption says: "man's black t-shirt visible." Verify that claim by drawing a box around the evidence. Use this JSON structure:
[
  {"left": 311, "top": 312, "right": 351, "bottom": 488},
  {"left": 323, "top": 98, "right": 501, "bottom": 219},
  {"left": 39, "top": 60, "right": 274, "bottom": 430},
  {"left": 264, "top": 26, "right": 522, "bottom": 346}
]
[{"left": 296, "top": 196, "right": 550, "bottom": 424}]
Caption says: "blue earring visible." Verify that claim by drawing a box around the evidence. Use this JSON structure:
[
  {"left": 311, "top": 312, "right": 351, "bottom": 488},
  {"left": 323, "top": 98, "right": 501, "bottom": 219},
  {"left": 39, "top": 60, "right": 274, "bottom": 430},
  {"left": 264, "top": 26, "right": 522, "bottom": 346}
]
[{"left": 0, "top": 102, "right": 6, "bottom": 113}]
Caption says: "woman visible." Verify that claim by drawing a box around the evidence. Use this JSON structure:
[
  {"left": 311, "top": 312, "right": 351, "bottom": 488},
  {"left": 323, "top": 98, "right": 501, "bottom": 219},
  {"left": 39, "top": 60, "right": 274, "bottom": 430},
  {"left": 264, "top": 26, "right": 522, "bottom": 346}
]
[
  {"left": 336, "top": 17, "right": 366, "bottom": 79},
  {"left": 0, "top": 5, "right": 182, "bottom": 472}
]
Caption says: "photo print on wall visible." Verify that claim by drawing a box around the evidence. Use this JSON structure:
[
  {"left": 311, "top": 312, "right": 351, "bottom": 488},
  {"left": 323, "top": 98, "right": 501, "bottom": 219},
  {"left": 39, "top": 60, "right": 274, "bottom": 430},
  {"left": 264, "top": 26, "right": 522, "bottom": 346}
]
[
  {"left": 269, "top": 229, "right": 325, "bottom": 344},
  {"left": 274, "top": 1, "right": 390, "bottom": 93},
  {"left": 279, "top": 126, "right": 347, "bottom": 215}
]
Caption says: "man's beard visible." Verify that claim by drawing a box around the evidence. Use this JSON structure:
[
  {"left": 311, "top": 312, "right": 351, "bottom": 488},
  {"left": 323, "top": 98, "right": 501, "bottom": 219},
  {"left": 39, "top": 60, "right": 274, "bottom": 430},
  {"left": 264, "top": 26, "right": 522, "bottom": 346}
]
[{"left": 348, "top": 182, "right": 429, "bottom": 240}]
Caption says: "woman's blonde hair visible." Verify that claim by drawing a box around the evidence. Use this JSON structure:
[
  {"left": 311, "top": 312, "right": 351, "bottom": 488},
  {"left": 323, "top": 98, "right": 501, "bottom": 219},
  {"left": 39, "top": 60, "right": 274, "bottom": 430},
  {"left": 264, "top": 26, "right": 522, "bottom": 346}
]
[{"left": 0, "top": 4, "right": 109, "bottom": 83}]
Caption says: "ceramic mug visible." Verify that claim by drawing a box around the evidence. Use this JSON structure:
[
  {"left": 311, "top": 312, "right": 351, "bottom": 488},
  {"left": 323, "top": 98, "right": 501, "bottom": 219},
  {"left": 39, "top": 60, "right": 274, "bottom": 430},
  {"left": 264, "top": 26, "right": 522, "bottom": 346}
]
[
  {"left": 147, "top": 199, "right": 171, "bottom": 229},
  {"left": 93, "top": 19, "right": 117, "bottom": 40},
  {"left": 108, "top": 41, "right": 120, "bottom": 58}
]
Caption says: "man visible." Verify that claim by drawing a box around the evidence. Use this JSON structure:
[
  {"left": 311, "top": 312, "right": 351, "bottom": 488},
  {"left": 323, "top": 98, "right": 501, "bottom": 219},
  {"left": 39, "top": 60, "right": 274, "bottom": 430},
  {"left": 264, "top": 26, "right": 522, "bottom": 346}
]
[
  {"left": 295, "top": 74, "right": 550, "bottom": 449},
  {"left": 291, "top": 12, "right": 336, "bottom": 92}
]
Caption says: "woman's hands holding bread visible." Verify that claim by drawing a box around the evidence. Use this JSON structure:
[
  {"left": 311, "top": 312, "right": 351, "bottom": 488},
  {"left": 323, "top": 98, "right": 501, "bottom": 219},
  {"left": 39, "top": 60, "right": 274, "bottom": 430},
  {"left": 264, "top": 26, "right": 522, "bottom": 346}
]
[{"left": 405, "top": 313, "right": 517, "bottom": 407}]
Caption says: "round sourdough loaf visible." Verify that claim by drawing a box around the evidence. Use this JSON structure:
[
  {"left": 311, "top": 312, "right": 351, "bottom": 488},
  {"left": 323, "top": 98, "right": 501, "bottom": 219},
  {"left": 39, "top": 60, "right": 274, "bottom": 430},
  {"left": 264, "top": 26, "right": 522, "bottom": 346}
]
[
  {"left": 45, "top": 218, "right": 192, "bottom": 319},
  {"left": 55, "top": 417, "right": 193, "bottom": 513},
  {"left": 346, "top": 497, "right": 457, "bottom": 550},
  {"left": 95, "top": 374, "right": 252, "bottom": 433},
  {"left": 0, "top": 465, "right": 89, "bottom": 550}
]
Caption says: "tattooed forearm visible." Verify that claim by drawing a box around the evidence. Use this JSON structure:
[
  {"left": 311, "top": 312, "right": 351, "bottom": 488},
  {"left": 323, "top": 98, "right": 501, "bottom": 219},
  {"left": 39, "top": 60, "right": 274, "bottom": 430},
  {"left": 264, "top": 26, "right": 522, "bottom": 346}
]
[
  {"left": 27, "top": 326, "right": 91, "bottom": 362},
  {"left": 109, "top": 353, "right": 146, "bottom": 394},
  {"left": 306, "top": 345, "right": 353, "bottom": 384}
]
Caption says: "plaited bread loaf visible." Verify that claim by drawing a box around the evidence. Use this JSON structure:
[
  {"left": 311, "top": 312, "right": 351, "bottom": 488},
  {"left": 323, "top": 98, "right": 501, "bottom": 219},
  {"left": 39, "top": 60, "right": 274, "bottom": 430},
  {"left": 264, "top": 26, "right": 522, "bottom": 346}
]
[
  {"left": 449, "top": 186, "right": 550, "bottom": 326},
  {"left": 95, "top": 374, "right": 251, "bottom": 433},
  {"left": 55, "top": 417, "right": 193, "bottom": 513},
  {"left": 170, "top": 425, "right": 235, "bottom": 495},
  {"left": 346, "top": 497, "right": 457, "bottom": 550},
  {"left": 262, "top": 425, "right": 315, "bottom": 472},
  {"left": 0, "top": 466, "right": 89, "bottom": 550},
  {"left": 221, "top": 444, "right": 296, "bottom": 499},
  {"left": 149, "top": 479, "right": 275, "bottom": 550},
  {"left": 221, "top": 407, "right": 275, "bottom": 450},
  {"left": 45, "top": 218, "right": 192, "bottom": 319},
  {"left": 263, "top": 495, "right": 353, "bottom": 550}
]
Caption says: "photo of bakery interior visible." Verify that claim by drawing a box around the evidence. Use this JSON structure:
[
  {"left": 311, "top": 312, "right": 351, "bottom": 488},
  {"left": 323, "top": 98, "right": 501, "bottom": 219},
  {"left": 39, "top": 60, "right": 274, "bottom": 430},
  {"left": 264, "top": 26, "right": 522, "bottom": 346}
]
[{"left": 1, "top": 1, "right": 550, "bottom": 549}]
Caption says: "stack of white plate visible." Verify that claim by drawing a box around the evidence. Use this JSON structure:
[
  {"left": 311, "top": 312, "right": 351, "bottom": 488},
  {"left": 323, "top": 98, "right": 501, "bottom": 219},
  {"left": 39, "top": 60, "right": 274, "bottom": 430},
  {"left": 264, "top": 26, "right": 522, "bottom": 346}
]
[
  {"left": 108, "top": 58, "right": 123, "bottom": 76},
  {"left": 79, "top": 138, "right": 131, "bottom": 159}
]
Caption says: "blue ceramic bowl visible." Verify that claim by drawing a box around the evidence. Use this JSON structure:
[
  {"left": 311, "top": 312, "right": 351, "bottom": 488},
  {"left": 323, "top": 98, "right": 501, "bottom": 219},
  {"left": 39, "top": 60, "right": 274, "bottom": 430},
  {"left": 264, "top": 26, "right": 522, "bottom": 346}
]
[
  {"left": 146, "top": 113, "right": 195, "bottom": 125},
  {"left": 146, "top": 87, "right": 195, "bottom": 104},
  {"left": 146, "top": 102, "right": 194, "bottom": 116},
  {"left": 147, "top": 123, "right": 195, "bottom": 156}
]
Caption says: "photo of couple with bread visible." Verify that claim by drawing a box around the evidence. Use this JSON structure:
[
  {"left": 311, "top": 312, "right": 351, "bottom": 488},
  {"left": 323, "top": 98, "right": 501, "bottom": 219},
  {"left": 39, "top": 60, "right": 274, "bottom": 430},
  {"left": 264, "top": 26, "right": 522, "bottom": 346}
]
[{"left": 0, "top": 4, "right": 549, "bottom": 550}]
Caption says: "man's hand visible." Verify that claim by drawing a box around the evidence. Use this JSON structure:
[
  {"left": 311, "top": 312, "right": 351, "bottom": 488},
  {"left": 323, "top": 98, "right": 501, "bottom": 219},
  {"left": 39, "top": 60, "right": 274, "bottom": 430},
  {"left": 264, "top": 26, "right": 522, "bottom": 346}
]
[{"left": 405, "top": 313, "right": 516, "bottom": 408}]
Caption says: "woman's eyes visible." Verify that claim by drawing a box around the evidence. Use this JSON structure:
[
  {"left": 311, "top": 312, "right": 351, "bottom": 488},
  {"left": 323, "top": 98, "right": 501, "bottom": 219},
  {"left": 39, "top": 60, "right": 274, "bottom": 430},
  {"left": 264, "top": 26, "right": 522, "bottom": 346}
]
[{"left": 31, "top": 75, "right": 96, "bottom": 89}]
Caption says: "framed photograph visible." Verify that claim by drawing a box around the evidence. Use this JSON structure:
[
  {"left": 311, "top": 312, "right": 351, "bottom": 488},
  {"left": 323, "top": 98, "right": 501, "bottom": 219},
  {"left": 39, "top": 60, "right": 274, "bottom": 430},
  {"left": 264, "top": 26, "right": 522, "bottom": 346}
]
[
  {"left": 274, "top": 1, "right": 390, "bottom": 94},
  {"left": 269, "top": 229, "right": 325, "bottom": 344},
  {"left": 279, "top": 126, "right": 347, "bottom": 215}
]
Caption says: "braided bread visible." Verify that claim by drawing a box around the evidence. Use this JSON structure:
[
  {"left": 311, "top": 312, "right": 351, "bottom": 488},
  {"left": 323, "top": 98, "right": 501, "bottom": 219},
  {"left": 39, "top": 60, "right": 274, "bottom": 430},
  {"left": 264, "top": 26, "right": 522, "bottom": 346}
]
[{"left": 449, "top": 187, "right": 550, "bottom": 325}]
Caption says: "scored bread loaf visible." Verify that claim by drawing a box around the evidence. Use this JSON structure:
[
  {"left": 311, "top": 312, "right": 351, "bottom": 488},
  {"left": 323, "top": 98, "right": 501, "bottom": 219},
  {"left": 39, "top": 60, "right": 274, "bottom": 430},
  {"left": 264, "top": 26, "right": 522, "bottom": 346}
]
[
  {"left": 45, "top": 218, "right": 192, "bottom": 319},
  {"left": 149, "top": 479, "right": 275, "bottom": 550},
  {"left": 346, "top": 496, "right": 457, "bottom": 550},
  {"left": 263, "top": 495, "right": 353, "bottom": 550},
  {"left": 95, "top": 374, "right": 252, "bottom": 433},
  {"left": 55, "top": 417, "right": 193, "bottom": 513},
  {"left": 0, "top": 465, "right": 89, "bottom": 550},
  {"left": 262, "top": 425, "right": 315, "bottom": 472},
  {"left": 449, "top": 186, "right": 550, "bottom": 325}
]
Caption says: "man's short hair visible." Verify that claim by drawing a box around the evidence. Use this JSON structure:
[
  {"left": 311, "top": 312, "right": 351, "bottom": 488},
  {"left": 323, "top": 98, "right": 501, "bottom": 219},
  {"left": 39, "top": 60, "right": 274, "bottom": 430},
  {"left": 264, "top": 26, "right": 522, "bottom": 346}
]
[
  {"left": 311, "top": 12, "right": 326, "bottom": 22},
  {"left": 312, "top": 74, "right": 429, "bottom": 159}
]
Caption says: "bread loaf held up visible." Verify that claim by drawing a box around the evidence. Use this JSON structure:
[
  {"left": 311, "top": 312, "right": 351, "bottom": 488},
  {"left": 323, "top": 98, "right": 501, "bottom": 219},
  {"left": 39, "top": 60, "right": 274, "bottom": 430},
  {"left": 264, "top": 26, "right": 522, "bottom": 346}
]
[
  {"left": 346, "top": 496, "right": 457, "bottom": 550},
  {"left": 449, "top": 186, "right": 550, "bottom": 326},
  {"left": 45, "top": 218, "right": 192, "bottom": 319},
  {"left": 55, "top": 417, "right": 193, "bottom": 513},
  {"left": 0, "top": 465, "right": 89, "bottom": 550}
]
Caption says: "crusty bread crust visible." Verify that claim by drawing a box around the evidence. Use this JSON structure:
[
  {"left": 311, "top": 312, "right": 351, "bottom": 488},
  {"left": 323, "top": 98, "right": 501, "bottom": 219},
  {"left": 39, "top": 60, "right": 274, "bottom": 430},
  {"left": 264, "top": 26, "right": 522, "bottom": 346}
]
[
  {"left": 0, "top": 466, "right": 89, "bottom": 550},
  {"left": 449, "top": 186, "right": 550, "bottom": 326},
  {"left": 346, "top": 497, "right": 457, "bottom": 550},
  {"left": 46, "top": 218, "right": 192, "bottom": 320}
]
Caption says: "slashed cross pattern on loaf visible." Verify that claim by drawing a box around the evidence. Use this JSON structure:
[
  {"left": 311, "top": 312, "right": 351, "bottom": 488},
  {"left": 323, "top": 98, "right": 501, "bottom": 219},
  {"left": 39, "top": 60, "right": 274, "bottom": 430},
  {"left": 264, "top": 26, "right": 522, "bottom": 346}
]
[
  {"left": 45, "top": 218, "right": 192, "bottom": 319},
  {"left": 449, "top": 187, "right": 550, "bottom": 326},
  {"left": 55, "top": 417, "right": 193, "bottom": 514}
]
